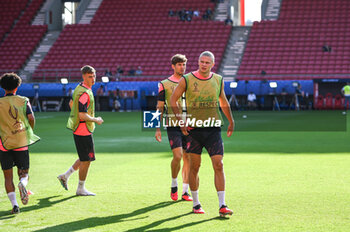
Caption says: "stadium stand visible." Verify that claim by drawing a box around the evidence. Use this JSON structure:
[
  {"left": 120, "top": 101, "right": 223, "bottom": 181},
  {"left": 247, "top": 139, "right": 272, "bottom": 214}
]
[
  {"left": 17, "top": 0, "right": 45, "bottom": 26},
  {"left": 238, "top": 0, "right": 350, "bottom": 80},
  {"left": 0, "top": 0, "right": 27, "bottom": 42},
  {"left": 33, "top": 0, "right": 231, "bottom": 82},
  {"left": 0, "top": 0, "right": 47, "bottom": 73}
]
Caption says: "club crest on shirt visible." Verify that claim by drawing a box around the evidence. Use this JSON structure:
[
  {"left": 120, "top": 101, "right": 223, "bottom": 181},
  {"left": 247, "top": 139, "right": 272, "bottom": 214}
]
[
  {"left": 193, "top": 82, "right": 199, "bottom": 92},
  {"left": 9, "top": 106, "right": 23, "bottom": 130}
]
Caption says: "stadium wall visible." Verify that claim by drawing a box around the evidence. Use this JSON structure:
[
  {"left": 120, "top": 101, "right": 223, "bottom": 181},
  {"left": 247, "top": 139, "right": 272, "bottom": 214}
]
[
  {"left": 0, "top": 80, "right": 314, "bottom": 97},
  {"left": 0, "top": 80, "right": 314, "bottom": 111}
]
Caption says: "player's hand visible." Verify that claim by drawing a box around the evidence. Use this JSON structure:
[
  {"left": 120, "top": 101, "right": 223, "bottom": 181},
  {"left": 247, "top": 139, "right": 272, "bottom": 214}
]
[
  {"left": 227, "top": 122, "right": 234, "bottom": 137},
  {"left": 95, "top": 117, "right": 104, "bottom": 125},
  {"left": 155, "top": 129, "right": 162, "bottom": 142},
  {"left": 180, "top": 126, "right": 189, "bottom": 136}
]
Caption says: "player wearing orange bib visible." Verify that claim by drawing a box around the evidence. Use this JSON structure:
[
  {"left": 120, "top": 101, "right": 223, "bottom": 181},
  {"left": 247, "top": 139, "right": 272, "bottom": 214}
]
[
  {"left": 0, "top": 73, "right": 40, "bottom": 214},
  {"left": 57, "top": 65, "right": 104, "bottom": 196},
  {"left": 155, "top": 54, "right": 192, "bottom": 201},
  {"left": 170, "top": 51, "right": 234, "bottom": 217}
]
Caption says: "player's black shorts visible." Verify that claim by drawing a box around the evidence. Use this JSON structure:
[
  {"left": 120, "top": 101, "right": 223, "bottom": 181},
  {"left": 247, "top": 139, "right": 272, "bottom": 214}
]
[
  {"left": 167, "top": 127, "right": 187, "bottom": 150},
  {"left": 186, "top": 127, "right": 223, "bottom": 156},
  {"left": 73, "top": 134, "right": 95, "bottom": 162},
  {"left": 0, "top": 150, "right": 29, "bottom": 170}
]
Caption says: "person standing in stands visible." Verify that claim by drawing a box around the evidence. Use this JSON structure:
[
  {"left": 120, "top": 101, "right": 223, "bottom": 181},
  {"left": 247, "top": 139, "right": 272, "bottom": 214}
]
[
  {"left": 135, "top": 66, "right": 143, "bottom": 76},
  {"left": 155, "top": 54, "right": 192, "bottom": 202},
  {"left": 170, "top": 51, "right": 234, "bottom": 217},
  {"left": 57, "top": 65, "right": 104, "bottom": 196},
  {"left": 0, "top": 73, "right": 40, "bottom": 214}
]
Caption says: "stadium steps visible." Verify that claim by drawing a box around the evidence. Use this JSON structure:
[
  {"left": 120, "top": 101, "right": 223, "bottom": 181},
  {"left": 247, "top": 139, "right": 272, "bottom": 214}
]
[
  {"left": 214, "top": 0, "right": 229, "bottom": 22},
  {"left": 20, "top": 30, "right": 61, "bottom": 79},
  {"left": 263, "top": 0, "right": 282, "bottom": 20},
  {"left": 32, "top": 0, "right": 55, "bottom": 25},
  {"left": 1, "top": 27, "right": 12, "bottom": 44},
  {"left": 79, "top": 0, "right": 103, "bottom": 24},
  {"left": 219, "top": 26, "right": 251, "bottom": 81},
  {"left": 32, "top": 13, "right": 45, "bottom": 25}
]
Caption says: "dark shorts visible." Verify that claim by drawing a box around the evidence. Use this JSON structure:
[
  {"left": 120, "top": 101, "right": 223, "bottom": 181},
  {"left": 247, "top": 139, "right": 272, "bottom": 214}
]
[
  {"left": 73, "top": 134, "right": 95, "bottom": 162},
  {"left": 0, "top": 150, "right": 29, "bottom": 170},
  {"left": 167, "top": 127, "right": 187, "bottom": 150},
  {"left": 186, "top": 127, "right": 223, "bottom": 156}
]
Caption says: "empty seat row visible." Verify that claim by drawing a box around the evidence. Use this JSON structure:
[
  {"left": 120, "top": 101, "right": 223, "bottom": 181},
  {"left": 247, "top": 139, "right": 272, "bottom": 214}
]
[
  {"left": 34, "top": 0, "right": 229, "bottom": 81},
  {"left": 0, "top": 0, "right": 47, "bottom": 72},
  {"left": 238, "top": 0, "right": 350, "bottom": 79}
]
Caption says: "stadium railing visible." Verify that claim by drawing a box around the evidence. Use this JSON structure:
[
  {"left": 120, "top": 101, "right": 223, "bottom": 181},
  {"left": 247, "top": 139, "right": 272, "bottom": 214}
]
[{"left": 30, "top": 68, "right": 167, "bottom": 82}]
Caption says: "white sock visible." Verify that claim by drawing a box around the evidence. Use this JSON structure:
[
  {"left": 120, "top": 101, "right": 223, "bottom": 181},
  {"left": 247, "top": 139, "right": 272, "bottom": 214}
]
[
  {"left": 191, "top": 190, "right": 200, "bottom": 207},
  {"left": 8, "top": 192, "right": 18, "bottom": 207},
  {"left": 20, "top": 174, "right": 29, "bottom": 187},
  {"left": 171, "top": 178, "right": 177, "bottom": 188},
  {"left": 64, "top": 166, "right": 75, "bottom": 179},
  {"left": 182, "top": 183, "right": 189, "bottom": 194},
  {"left": 77, "top": 180, "right": 85, "bottom": 190},
  {"left": 217, "top": 191, "right": 226, "bottom": 208}
]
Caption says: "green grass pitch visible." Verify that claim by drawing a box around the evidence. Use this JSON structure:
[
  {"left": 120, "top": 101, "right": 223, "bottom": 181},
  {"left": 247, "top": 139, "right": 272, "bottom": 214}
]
[{"left": 0, "top": 111, "right": 350, "bottom": 231}]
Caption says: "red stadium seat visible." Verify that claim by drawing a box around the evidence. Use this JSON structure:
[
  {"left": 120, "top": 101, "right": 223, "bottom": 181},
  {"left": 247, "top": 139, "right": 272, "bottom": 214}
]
[
  {"left": 315, "top": 95, "right": 325, "bottom": 110},
  {"left": 325, "top": 93, "right": 334, "bottom": 109},
  {"left": 334, "top": 94, "right": 343, "bottom": 109}
]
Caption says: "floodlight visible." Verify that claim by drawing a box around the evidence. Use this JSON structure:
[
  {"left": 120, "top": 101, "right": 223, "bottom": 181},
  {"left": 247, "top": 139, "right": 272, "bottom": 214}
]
[
  {"left": 33, "top": 84, "right": 40, "bottom": 90},
  {"left": 101, "top": 76, "right": 109, "bottom": 83},
  {"left": 230, "top": 81, "right": 238, "bottom": 88},
  {"left": 269, "top": 82, "right": 277, "bottom": 88},
  {"left": 60, "top": 78, "right": 68, "bottom": 85}
]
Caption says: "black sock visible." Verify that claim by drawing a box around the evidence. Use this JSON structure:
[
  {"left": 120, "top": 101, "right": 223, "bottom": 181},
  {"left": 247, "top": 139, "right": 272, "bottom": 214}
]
[{"left": 171, "top": 186, "right": 178, "bottom": 194}]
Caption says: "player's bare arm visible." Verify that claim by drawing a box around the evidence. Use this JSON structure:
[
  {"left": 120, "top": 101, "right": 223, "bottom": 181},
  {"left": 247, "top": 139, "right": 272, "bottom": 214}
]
[
  {"left": 170, "top": 78, "right": 188, "bottom": 136},
  {"left": 79, "top": 112, "right": 104, "bottom": 125},
  {"left": 218, "top": 82, "right": 234, "bottom": 137},
  {"left": 155, "top": 100, "right": 165, "bottom": 142},
  {"left": 27, "top": 113, "right": 35, "bottom": 129}
]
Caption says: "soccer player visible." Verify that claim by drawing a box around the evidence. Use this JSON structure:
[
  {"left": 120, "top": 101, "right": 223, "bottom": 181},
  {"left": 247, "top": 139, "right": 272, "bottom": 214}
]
[
  {"left": 170, "top": 51, "right": 234, "bottom": 216},
  {"left": 155, "top": 54, "right": 192, "bottom": 201},
  {"left": 57, "top": 65, "right": 104, "bottom": 196},
  {"left": 0, "top": 73, "right": 40, "bottom": 214}
]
